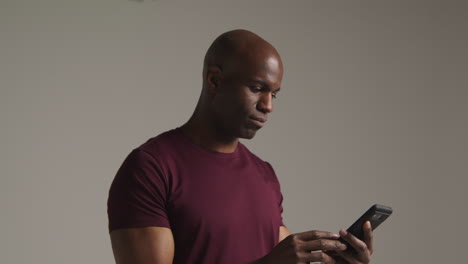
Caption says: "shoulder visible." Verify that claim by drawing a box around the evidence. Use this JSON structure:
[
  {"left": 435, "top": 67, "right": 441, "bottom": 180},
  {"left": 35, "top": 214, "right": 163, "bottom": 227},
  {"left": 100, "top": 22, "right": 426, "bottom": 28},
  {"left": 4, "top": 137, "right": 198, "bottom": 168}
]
[
  {"left": 238, "top": 143, "right": 278, "bottom": 180},
  {"left": 137, "top": 128, "right": 180, "bottom": 158},
  {"left": 116, "top": 129, "right": 181, "bottom": 178},
  {"left": 123, "top": 128, "right": 185, "bottom": 168},
  {"left": 238, "top": 142, "right": 266, "bottom": 163}
]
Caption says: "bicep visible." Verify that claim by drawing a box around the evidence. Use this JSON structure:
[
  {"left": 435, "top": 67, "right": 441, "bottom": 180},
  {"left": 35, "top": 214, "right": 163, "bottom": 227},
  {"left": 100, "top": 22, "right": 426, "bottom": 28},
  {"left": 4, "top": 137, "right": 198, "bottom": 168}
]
[
  {"left": 110, "top": 226, "right": 174, "bottom": 264},
  {"left": 279, "top": 225, "right": 291, "bottom": 243}
]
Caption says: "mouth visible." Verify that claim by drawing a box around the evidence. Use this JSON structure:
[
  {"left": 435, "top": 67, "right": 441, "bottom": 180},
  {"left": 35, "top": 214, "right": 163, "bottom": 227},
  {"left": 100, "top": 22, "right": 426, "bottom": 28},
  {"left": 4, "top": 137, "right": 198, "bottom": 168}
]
[{"left": 249, "top": 116, "right": 267, "bottom": 128}]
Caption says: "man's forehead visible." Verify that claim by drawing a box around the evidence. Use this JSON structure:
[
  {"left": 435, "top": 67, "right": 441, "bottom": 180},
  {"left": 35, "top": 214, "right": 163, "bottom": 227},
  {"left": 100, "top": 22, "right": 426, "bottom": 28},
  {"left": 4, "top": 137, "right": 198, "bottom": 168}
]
[
  {"left": 240, "top": 69, "right": 283, "bottom": 92},
  {"left": 240, "top": 53, "right": 283, "bottom": 77}
]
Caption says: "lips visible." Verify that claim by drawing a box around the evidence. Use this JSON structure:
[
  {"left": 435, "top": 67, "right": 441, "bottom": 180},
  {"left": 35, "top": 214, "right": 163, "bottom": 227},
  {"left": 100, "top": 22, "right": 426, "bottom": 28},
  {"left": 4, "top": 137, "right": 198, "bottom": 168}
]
[
  {"left": 249, "top": 116, "right": 267, "bottom": 128},
  {"left": 250, "top": 116, "right": 267, "bottom": 123}
]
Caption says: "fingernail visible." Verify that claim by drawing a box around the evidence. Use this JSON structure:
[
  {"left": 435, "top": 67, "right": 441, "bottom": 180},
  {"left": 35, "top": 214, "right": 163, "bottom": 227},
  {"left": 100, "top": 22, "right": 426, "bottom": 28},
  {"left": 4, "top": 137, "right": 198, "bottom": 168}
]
[
  {"left": 339, "top": 229, "right": 347, "bottom": 236},
  {"left": 332, "top": 233, "right": 340, "bottom": 238}
]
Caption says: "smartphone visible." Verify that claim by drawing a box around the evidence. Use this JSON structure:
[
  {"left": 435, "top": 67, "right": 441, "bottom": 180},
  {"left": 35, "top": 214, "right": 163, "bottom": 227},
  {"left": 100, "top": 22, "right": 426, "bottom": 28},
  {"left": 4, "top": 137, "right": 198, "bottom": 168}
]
[{"left": 340, "top": 204, "right": 393, "bottom": 245}]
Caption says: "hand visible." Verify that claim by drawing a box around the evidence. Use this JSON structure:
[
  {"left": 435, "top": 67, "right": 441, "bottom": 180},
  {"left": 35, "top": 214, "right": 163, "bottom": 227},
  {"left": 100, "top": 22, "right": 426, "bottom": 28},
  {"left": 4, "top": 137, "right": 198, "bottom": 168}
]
[
  {"left": 329, "top": 221, "right": 374, "bottom": 264},
  {"left": 259, "top": 230, "right": 347, "bottom": 264}
]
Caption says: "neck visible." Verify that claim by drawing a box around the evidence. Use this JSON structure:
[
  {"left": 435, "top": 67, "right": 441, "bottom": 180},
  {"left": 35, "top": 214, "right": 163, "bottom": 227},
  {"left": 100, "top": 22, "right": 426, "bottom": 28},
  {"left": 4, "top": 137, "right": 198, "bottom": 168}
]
[{"left": 180, "top": 111, "right": 239, "bottom": 154}]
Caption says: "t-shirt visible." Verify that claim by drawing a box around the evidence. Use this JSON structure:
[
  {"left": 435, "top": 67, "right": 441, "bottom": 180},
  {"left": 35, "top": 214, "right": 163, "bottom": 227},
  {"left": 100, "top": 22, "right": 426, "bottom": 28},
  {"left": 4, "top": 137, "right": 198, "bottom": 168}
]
[{"left": 107, "top": 128, "right": 285, "bottom": 264}]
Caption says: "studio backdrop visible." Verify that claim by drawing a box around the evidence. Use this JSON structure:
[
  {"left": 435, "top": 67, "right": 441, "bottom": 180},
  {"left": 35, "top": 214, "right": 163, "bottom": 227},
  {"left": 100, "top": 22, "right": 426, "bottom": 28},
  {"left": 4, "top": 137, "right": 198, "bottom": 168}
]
[{"left": 2, "top": 1, "right": 467, "bottom": 263}]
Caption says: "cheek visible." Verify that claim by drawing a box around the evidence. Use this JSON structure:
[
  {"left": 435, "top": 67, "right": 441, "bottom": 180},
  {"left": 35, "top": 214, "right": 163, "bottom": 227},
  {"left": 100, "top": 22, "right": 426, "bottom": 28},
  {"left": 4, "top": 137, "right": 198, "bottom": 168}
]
[
  {"left": 213, "top": 93, "right": 242, "bottom": 120},
  {"left": 226, "top": 89, "right": 252, "bottom": 112},
  {"left": 235, "top": 98, "right": 256, "bottom": 120},
  {"left": 238, "top": 89, "right": 257, "bottom": 108},
  {"left": 215, "top": 86, "right": 257, "bottom": 121}
]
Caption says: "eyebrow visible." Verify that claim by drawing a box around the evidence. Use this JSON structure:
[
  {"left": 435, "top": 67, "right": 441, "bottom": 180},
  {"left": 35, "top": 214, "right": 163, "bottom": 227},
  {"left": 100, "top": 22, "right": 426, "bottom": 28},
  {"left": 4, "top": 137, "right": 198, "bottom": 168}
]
[{"left": 250, "top": 79, "right": 281, "bottom": 93}]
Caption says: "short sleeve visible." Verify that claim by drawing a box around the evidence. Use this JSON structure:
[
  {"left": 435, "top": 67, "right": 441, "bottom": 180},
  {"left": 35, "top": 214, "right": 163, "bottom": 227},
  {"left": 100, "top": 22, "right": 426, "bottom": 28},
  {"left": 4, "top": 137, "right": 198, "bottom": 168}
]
[
  {"left": 265, "top": 162, "right": 286, "bottom": 227},
  {"left": 107, "top": 148, "right": 171, "bottom": 232}
]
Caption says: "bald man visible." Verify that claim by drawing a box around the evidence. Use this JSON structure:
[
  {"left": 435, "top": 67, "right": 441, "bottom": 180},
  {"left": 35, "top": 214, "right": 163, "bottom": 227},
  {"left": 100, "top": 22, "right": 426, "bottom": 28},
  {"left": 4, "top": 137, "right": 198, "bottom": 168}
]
[{"left": 107, "top": 30, "right": 374, "bottom": 264}]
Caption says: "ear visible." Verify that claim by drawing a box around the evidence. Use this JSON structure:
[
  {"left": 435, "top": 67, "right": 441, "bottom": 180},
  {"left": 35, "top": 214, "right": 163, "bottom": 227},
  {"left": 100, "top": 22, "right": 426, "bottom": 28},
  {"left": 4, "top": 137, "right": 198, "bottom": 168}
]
[{"left": 205, "top": 65, "right": 223, "bottom": 95}]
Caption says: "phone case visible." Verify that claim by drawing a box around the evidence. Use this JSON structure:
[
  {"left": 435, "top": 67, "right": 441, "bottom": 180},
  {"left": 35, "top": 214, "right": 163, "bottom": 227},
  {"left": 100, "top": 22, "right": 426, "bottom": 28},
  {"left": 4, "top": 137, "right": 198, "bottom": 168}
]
[{"left": 346, "top": 204, "right": 393, "bottom": 240}]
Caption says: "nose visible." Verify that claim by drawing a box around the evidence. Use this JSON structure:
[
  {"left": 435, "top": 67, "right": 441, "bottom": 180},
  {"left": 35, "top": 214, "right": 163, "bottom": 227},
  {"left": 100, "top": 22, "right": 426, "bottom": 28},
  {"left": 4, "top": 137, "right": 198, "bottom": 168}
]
[{"left": 257, "top": 92, "right": 273, "bottom": 114}]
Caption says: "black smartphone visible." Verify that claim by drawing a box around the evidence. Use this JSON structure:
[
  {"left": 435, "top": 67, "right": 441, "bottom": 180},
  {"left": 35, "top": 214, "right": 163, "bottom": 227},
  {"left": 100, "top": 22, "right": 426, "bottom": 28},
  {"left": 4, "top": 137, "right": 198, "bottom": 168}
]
[{"left": 340, "top": 204, "right": 393, "bottom": 244}]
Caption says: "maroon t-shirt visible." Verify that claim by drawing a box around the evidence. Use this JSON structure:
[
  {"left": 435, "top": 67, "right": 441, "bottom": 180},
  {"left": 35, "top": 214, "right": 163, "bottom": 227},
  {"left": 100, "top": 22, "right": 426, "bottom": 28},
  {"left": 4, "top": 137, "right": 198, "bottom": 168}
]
[{"left": 107, "top": 128, "right": 285, "bottom": 264}]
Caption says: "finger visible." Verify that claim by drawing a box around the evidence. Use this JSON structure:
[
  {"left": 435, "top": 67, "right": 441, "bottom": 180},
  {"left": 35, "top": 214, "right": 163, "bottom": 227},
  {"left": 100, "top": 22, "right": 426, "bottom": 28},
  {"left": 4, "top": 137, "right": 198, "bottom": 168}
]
[
  {"left": 302, "top": 251, "right": 337, "bottom": 264},
  {"left": 339, "top": 229, "right": 369, "bottom": 257},
  {"left": 363, "top": 221, "right": 374, "bottom": 254},
  {"left": 300, "top": 239, "right": 347, "bottom": 252},
  {"left": 336, "top": 250, "right": 361, "bottom": 264},
  {"left": 296, "top": 230, "right": 340, "bottom": 241},
  {"left": 324, "top": 250, "right": 344, "bottom": 261}
]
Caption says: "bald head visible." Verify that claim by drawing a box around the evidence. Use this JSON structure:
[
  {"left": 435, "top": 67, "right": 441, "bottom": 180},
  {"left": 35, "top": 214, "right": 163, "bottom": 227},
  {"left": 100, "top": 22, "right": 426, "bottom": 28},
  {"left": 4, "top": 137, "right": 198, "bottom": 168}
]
[
  {"left": 203, "top": 29, "right": 282, "bottom": 83},
  {"left": 190, "top": 29, "right": 283, "bottom": 141}
]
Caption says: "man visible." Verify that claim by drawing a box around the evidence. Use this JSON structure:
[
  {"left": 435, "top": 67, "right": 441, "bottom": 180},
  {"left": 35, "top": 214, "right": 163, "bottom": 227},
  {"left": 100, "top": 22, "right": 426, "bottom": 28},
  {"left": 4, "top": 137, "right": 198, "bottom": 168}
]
[{"left": 107, "top": 29, "right": 374, "bottom": 264}]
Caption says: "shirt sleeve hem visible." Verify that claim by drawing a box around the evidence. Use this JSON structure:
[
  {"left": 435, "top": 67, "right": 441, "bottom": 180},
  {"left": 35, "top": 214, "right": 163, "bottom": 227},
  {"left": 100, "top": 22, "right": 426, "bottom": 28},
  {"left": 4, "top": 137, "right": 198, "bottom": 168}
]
[{"left": 109, "top": 221, "right": 171, "bottom": 233}]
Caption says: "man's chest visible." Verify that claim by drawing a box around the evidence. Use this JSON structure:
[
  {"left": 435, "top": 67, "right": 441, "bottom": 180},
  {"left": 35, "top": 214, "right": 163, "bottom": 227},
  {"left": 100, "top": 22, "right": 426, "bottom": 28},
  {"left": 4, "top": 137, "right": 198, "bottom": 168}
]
[{"left": 165, "top": 162, "right": 280, "bottom": 233}]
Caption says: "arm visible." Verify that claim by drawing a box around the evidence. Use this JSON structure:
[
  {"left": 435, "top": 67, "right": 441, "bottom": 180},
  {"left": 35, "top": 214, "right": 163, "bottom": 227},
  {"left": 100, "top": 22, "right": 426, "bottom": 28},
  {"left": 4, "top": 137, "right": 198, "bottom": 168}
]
[
  {"left": 278, "top": 225, "right": 291, "bottom": 243},
  {"left": 110, "top": 227, "right": 174, "bottom": 264}
]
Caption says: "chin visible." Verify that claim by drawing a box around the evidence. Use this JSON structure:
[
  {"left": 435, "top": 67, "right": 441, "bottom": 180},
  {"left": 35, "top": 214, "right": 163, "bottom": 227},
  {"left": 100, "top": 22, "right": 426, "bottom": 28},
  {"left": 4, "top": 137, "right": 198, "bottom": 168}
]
[{"left": 239, "top": 128, "right": 259, "bottom": 139}]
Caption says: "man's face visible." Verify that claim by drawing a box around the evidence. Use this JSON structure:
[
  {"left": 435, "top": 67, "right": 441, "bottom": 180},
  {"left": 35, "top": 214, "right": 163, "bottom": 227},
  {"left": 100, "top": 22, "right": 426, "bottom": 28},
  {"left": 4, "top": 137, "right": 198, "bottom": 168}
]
[{"left": 211, "top": 54, "right": 283, "bottom": 139}]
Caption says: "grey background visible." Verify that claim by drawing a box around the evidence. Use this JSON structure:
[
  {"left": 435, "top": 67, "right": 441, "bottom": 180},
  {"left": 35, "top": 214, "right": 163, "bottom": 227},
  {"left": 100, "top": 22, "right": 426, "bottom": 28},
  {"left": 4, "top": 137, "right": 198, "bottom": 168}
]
[{"left": 2, "top": 0, "right": 467, "bottom": 263}]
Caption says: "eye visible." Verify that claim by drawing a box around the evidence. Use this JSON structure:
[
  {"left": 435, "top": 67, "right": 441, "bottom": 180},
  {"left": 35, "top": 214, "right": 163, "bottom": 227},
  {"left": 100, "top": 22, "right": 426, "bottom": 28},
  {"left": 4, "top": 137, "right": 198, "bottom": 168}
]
[
  {"left": 272, "top": 93, "right": 277, "bottom": 99},
  {"left": 249, "top": 86, "right": 262, "bottom": 93}
]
